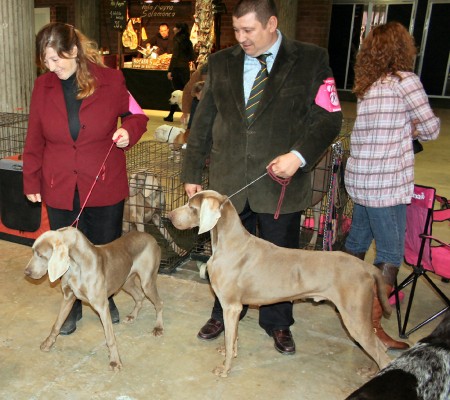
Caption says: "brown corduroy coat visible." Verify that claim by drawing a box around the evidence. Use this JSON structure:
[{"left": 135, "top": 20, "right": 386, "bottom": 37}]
[{"left": 181, "top": 35, "right": 343, "bottom": 214}]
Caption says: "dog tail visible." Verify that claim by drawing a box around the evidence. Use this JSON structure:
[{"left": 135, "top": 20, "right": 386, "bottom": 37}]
[{"left": 373, "top": 272, "right": 392, "bottom": 317}]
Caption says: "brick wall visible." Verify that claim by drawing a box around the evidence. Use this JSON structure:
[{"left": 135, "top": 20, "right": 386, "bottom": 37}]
[
  {"left": 297, "top": 0, "right": 333, "bottom": 48},
  {"left": 34, "top": 0, "right": 75, "bottom": 25},
  {"left": 204, "top": 0, "right": 333, "bottom": 50}
]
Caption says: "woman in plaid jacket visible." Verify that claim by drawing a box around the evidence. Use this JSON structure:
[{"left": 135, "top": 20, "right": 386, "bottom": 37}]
[{"left": 344, "top": 22, "right": 440, "bottom": 350}]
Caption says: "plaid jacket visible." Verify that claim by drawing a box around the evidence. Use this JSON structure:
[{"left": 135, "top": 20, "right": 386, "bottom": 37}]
[{"left": 345, "top": 72, "right": 440, "bottom": 207}]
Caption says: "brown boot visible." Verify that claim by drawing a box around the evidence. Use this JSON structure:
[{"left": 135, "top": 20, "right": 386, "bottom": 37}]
[{"left": 372, "top": 263, "right": 409, "bottom": 350}]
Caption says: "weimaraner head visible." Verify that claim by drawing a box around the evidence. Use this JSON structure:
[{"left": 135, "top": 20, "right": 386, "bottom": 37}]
[
  {"left": 169, "top": 190, "right": 228, "bottom": 234},
  {"left": 123, "top": 171, "right": 162, "bottom": 232},
  {"left": 24, "top": 228, "right": 77, "bottom": 283}
]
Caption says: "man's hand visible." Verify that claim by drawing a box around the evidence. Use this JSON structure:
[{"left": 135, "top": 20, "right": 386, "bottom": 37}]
[
  {"left": 184, "top": 183, "right": 202, "bottom": 198},
  {"left": 267, "top": 153, "right": 302, "bottom": 178}
]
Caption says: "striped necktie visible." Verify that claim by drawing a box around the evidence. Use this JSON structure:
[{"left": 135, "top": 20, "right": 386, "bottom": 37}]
[{"left": 245, "top": 53, "right": 270, "bottom": 122}]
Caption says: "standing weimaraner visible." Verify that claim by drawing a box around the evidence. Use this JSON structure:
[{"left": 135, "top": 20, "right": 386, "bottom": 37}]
[
  {"left": 168, "top": 190, "right": 392, "bottom": 377},
  {"left": 24, "top": 227, "right": 164, "bottom": 371}
]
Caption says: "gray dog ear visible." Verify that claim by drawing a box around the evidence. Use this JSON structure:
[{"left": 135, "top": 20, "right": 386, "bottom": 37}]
[
  {"left": 198, "top": 197, "right": 221, "bottom": 234},
  {"left": 48, "top": 233, "right": 71, "bottom": 282},
  {"left": 128, "top": 172, "right": 139, "bottom": 197},
  {"left": 143, "top": 174, "right": 158, "bottom": 198}
]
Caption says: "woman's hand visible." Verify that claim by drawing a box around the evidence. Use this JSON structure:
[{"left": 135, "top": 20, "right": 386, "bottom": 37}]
[
  {"left": 411, "top": 118, "right": 420, "bottom": 138},
  {"left": 112, "top": 128, "right": 129, "bottom": 148},
  {"left": 167, "top": 72, "right": 173, "bottom": 81},
  {"left": 26, "top": 194, "right": 41, "bottom": 203},
  {"left": 181, "top": 113, "right": 189, "bottom": 126}
]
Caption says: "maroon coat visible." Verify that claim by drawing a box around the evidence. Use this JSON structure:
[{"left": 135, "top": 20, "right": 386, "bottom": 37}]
[{"left": 23, "top": 63, "right": 148, "bottom": 210}]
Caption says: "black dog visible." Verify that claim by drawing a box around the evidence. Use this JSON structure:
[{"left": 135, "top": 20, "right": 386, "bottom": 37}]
[{"left": 346, "top": 310, "right": 450, "bottom": 400}]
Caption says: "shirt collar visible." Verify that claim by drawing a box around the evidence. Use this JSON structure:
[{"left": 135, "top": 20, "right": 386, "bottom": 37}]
[{"left": 244, "top": 29, "right": 282, "bottom": 64}]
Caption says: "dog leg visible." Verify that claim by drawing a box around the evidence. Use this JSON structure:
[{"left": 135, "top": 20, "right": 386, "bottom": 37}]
[
  {"left": 213, "top": 305, "right": 241, "bottom": 378},
  {"left": 140, "top": 273, "right": 164, "bottom": 336},
  {"left": 338, "top": 305, "right": 391, "bottom": 373},
  {"left": 91, "top": 298, "right": 122, "bottom": 371},
  {"left": 121, "top": 276, "right": 146, "bottom": 323},
  {"left": 41, "top": 294, "right": 76, "bottom": 351}
]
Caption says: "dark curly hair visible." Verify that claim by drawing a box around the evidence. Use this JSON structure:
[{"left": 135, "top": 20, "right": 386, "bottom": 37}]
[{"left": 353, "top": 21, "right": 417, "bottom": 98}]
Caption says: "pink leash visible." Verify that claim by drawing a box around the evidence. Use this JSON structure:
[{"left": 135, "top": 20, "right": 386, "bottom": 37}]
[{"left": 71, "top": 135, "right": 122, "bottom": 228}]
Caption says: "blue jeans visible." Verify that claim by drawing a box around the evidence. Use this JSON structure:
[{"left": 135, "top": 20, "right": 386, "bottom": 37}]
[{"left": 345, "top": 203, "right": 407, "bottom": 267}]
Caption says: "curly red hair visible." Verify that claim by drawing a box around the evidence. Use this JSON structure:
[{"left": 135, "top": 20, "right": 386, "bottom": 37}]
[{"left": 353, "top": 21, "right": 417, "bottom": 98}]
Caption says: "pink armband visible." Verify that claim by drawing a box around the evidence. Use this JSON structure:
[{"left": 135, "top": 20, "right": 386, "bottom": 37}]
[
  {"left": 314, "top": 78, "right": 341, "bottom": 112},
  {"left": 128, "top": 92, "right": 145, "bottom": 115}
]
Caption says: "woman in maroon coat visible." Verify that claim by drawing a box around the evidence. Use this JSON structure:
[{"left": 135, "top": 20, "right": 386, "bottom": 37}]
[{"left": 23, "top": 23, "right": 148, "bottom": 335}]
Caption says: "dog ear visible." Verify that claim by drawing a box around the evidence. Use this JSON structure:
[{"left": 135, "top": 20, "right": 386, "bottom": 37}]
[
  {"left": 129, "top": 173, "right": 139, "bottom": 197},
  {"left": 143, "top": 174, "right": 158, "bottom": 198},
  {"left": 48, "top": 234, "right": 71, "bottom": 282},
  {"left": 198, "top": 197, "right": 221, "bottom": 234}
]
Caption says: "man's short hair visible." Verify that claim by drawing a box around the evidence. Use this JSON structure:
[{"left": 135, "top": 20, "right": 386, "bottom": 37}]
[{"left": 233, "top": 0, "right": 277, "bottom": 26}]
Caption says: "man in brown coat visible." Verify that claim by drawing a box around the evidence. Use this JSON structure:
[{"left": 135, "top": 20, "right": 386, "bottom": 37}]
[{"left": 181, "top": 0, "right": 342, "bottom": 355}]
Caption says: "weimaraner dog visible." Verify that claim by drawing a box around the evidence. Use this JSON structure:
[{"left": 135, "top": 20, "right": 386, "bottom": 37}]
[
  {"left": 123, "top": 169, "right": 186, "bottom": 255},
  {"left": 168, "top": 190, "right": 392, "bottom": 378},
  {"left": 24, "top": 227, "right": 164, "bottom": 371}
]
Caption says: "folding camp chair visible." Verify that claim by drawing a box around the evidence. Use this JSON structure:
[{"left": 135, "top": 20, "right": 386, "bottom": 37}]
[{"left": 392, "top": 184, "right": 450, "bottom": 338}]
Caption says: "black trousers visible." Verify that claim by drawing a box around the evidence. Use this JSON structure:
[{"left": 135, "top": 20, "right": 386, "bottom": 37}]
[
  {"left": 46, "top": 189, "right": 124, "bottom": 246},
  {"left": 210, "top": 200, "right": 301, "bottom": 334}
]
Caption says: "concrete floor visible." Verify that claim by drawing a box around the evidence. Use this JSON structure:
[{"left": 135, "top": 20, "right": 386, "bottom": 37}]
[{"left": 0, "top": 103, "right": 449, "bottom": 400}]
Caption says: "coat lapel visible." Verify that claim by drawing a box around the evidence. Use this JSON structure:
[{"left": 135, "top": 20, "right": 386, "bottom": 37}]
[
  {"left": 45, "top": 75, "right": 68, "bottom": 118},
  {"left": 227, "top": 46, "right": 246, "bottom": 120}
]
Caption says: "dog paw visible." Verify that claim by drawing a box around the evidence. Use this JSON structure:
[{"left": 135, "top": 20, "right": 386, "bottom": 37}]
[
  {"left": 109, "top": 360, "right": 123, "bottom": 372},
  {"left": 152, "top": 327, "right": 164, "bottom": 337},
  {"left": 124, "top": 315, "right": 136, "bottom": 324},
  {"left": 216, "top": 344, "right": 226, "bottom": 356},
  {"left": 213, "top": 366, "right": 229, "bottom": 378},
  {"left": 40, "top": 337, "right": 55, "bottom": 352},
  {"left": 357, "top": 365, "right": 378, "bottom": 378}
]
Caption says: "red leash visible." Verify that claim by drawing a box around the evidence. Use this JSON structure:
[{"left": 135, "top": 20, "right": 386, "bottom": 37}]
[
  {"left": 228, "top": 166, "right": 292, "bottom": 220},
  {"left": 267, "top": 165, "right": 292, "bottom": 219},
  {"left": 71, "top": 136, "right": 122, "bottom": 228}
]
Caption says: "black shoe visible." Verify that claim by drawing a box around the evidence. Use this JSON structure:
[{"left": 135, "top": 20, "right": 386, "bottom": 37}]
[
  {"left": 163, "top": 116, "right": 173, "bottom": 122},
  {"left": 197, "top": 318, "right": 224, "bottom": 340},
  {"left": 60, "top": 299, "right": 82, "bottom": 335},
  {"left": 109, "top": 297, "right": 120, "bottom": 324},
  {"left": 272, "top": 329, "right": 296, "bottom": 355}
]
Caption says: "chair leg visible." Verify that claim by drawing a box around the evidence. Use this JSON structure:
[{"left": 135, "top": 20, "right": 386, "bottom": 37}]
[
  {"left": 392, "top": 271, "right": 416, "bottom": 337},
  {"left": 402, "top": 272, "right": 450, "bottom": 337}
]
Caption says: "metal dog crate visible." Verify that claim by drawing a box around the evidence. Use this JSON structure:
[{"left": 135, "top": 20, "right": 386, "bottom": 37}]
[
  {"left": 190, "top": 118, "right": 356, "bottom": 275},
  {"left": 124, "top": 140, "right": 207, "bottom": 273},
  {"left": 0, "top": 112, "right": 28, "bottom": 159},
  {"left": 299, "top": 118, "right": 354, "bottom": 251}
]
